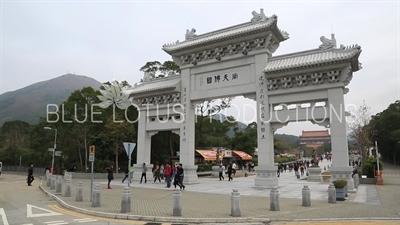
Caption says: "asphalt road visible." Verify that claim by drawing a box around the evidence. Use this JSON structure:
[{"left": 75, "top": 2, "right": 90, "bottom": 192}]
[{"left": 0, "top": 173, "right": 158, "bottom": 225}]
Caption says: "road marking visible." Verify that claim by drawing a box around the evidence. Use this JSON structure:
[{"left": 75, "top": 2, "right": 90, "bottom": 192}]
[
  {"left": 27, "top": 204, "right": 63, "bottom": 218},
  {"left": 0, "top": 208, "right": 10, "bottom": 225},
  {"left": 49, "top": 205, "right": 150, "bottom": 225},
  {"left": 73, "top": 218, "right": 98, "bottom": 223},
  {"left": 44, "top": 221, "right": 69, "bottom": 225}
]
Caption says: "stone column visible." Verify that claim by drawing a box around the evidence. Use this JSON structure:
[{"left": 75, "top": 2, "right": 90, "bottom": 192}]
[
  {"left": 173, "top": 190, "right": 182, "bottom": 216},
  {"left": 254, "top": 53, "right": 277, "bottom": 189},
  {"left": 230, "top": 189, "right": 241, "bottom": 217},
  {"left": 92, "top": 184, "right": 101, "bottom": 207},
  {"left": 269, "top": 188, "right": 280, "bottom": 211},
  {"left": 328, "top": 183, "right": 336, "bottom": 203},
  {"left": 328, "top": 88, "right": 355, "bottom": 192},
  {"left": 132, "top": 109, "right": 153, "bottom": 182},
  {"left": 50, "top": 175, "right": 56, "bottom": 190},
  {"left": 75, "top": 182, "right": 83, "bottom": 202},
  {"left": 65, "top": 178, "right": 71, "bottom": 197},
  {"left": 179, "top": 68, "right": 198, "bottom": 184},
  {"left": 302, "top": 185, "right": 311, "bottom": 207},
  {"left": 46, "top": 171, "right": 51, "bottom": 187},
  {"left": 121, "top": 187, "right": 131, "bottom": 213},
  {"left": 55, "top": 176, "right": 62, "bottom": 194}
]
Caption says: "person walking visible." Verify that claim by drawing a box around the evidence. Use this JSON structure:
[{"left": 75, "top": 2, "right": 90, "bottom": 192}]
[
  {"left": 177, "top": 164, "right": 185, "bottom": 190},
  {"left": 122, "top": 167, "right": 130, "bottom": 183},
  {"left": 165, "top": 163, "right": 172, "bottom": 188},
  {"left": 153, "top": 164, "right": 161, "bottom": 183},
  {"left": 227, "top": 164, "right": 233, "bottom": 181},
  {"left": 106, "top": 165, "right": 114, "bottom": 189},
  {"left": 218, "top": 164, "right": 225, "bottom": 181},
  {"left": 140, "top": 163, "right": 147, "bottom": 183},
  {"left": 27, "top": 163, "right": 34, "bottom": 186}
]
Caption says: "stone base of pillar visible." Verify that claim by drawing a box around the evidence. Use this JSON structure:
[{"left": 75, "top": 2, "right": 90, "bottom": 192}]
[
  {"left": 132, "top": 164, "right": 153, "bottom": 182},
  {"left": 330, "top": 166, "right": 356, "bottom": 193},
  {"left": 253, "top": 166, "right": 278, "bottom": 189},
  {"left": 183, "top": 165, "right": 199, "bottom": 184},
  {"left": 211, "top": 165, "right": 220, "bottom": 178},
  {"left": 307, "top": 166, "right": 322, "bottom": 182}
]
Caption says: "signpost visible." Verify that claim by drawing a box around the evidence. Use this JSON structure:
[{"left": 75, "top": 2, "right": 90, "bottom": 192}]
[
  {"left": 89, "top": 145, "right": 95, "bottom": 202},
  {"left": 55, "top": 151, "right": 62, "bottom": 157},
  {"left": 123, "top": 142, "right": 136, "bottom": 187}
]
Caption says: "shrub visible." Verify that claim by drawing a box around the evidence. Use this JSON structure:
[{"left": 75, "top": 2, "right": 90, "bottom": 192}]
[
  {"left": 196, "top": 164, "right": 213, "bottom": 172},
  {"left": 333, "top": 179, "right": 347, "bottom": 188},
  {"left": 275, "top": 157, "right": 291, "bottom": 163},
  {"left": 362, "top": 157, "right": 383, "bottom": 178}
]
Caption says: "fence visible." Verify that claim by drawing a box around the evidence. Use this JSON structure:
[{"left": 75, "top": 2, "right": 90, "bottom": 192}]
[{"left": 1, "top": 165, "right": 46, "bottom": 175}]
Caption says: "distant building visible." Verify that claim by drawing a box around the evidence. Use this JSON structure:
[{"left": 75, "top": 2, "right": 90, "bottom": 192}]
[{"left": 299, "top": 130, "right": 331, "bottom": 149}]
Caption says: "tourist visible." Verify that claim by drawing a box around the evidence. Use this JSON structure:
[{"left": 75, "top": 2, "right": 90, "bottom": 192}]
[
  {"left": 227, "top": 164, "right": 233, "bottom": 181},
  {"left": 177, "top": 163, "right": 185, "bottom": 190},
  {"left": 140, "top": 163, "right": 147, "bottom": 183},
  {"left": 122, "top": 167, "right": 130, "bottom": 183},
  {"left": 165, "top": 163, "right": 172, "bottom": 188},
  {"left": 27, "top": 163, "right": 34, "bottom": 186},
  {"left": 153, "top": 164, "right": 161, "bottom": 183},
  {"left": 300, "top": 164, "right": 305, "bottom": 176},
  {"left": 232, "top": 162, "right": 237, "bottom": 175},
  {"left": 218, "top": 164, "right": 225, "bottom": 181},
  {"left": 160, "top": 164, "right": 165, "bottom": 180},
  {"left": 106, "top": 165, "right": 114, "bottom": 189}
]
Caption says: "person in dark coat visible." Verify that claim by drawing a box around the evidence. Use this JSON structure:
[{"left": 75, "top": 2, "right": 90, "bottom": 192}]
[
  {"left": 106, "top": 166, "right": 114, "bottom": 189},
  {"left": 227, "top": 164, "right": 233, "bottom": 181},
  {"left": 122, "top": 167, "right": 130, "bottom": 183},
  {"left": 27, "top": 163, "right": 34, "bottom": 186}
]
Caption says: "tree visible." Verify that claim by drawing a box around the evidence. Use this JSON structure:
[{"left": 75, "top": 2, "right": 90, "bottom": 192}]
[
  {"left": 347, "top": 102, "right": 376, "bottom": 161},
  {"left": 139, "top": 60, "right": 180, "bottom": 78},
  {"left": 231, "top": 122, "right": 257, "bottom": 155},
  {"left": 370, "top": 100, "right": 400, "bottom": 163},
  {"left": 0, "top": 120, "right": 31, "bottom": 165}
]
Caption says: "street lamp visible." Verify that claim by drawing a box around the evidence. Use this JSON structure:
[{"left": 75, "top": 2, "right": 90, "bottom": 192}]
[{"left": 44, "top": 127, "right": 57, "bottom": 175}]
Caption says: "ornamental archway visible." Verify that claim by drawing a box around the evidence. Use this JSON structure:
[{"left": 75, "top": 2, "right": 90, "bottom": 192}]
[{"left": 129, "top": 9, "right": 362, "bottom": 190}]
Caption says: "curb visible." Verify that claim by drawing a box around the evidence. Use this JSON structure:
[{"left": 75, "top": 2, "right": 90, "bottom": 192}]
[{"left": 39, "top": 178, "right": 400, "bottom": 224}]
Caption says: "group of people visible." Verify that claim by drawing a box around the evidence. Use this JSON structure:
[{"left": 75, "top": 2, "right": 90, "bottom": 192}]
[
  {"left": 277, "top": 160, "right": 312, "bottom": 178},
  {"left": 218, "top": 162, "right": 237, "bottom": 181},
  {"left": 140, "top": 163, "right": 186, "bottom": 190}
]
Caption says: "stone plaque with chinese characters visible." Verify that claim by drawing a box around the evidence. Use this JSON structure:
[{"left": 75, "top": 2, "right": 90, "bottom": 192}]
[{"left": 195, "top": 66, "right": 251, "bottom": 90}]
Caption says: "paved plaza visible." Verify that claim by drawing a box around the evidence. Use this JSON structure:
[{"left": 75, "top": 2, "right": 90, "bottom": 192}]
[{"left": 38, "top": 161, "right": 400, "bottom": 224}]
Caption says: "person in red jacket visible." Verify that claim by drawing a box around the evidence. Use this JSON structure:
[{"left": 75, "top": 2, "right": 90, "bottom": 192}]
[{"left": 164, "top": 163, "right": 172, "bottom": 188}]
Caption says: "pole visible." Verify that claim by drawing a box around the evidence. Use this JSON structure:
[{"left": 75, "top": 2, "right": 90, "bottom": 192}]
[
  {"left": 90, "top": 161, "right": 94, "bottom": 202},
  {"left": 51, "top": 129, "right": 57, "bottom": 175},
  {"left": 19, "top": 156, "right": 22, "bottom": 172},
  {"left": 375, "top": 141, "right": 380, "bottom": 173},
  {"left": 128, "top": 143, "right": 131, "bottom": 188}
]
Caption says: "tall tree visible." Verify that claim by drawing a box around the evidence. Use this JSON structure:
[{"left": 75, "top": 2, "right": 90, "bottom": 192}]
[
  {"left": 347, "top": 102, "right": 376, "bottom": 161},
  {"left": 370, "top": 100, "right": 400, "bottom": 162},
  {"left": 1, "top": 120, "right": 30, "bottom": 165}
]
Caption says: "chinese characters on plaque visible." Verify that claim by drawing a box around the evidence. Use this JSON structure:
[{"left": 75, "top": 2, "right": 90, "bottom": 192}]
[
  {"left": 258, "top": 75, "right": 267, "bottom": 140},
  {"left": 181, "top": 87, "right": 187, "bottom": 142},
  {"left": 205, "top": 72, "right": 239, "bottom": 85}
]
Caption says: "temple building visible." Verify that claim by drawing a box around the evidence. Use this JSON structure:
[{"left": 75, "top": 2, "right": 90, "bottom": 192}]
[{"left": 299, "top": 130, "right": 331, "bottom": 149}]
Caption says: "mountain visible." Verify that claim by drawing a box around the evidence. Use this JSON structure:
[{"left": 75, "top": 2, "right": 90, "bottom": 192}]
[
  {"left": 0, "top": 73, "right": 103, "bottom": 125},
  {"left": 212, "top": 113, "right": 248, "bottom": 137}
]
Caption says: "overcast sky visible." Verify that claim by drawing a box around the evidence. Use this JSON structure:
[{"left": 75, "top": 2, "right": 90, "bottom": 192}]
[{"left": 1, "top": 0, "right": 399, "bottom": 136}]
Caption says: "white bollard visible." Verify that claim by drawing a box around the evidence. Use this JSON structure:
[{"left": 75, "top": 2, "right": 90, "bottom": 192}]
[
  {"left": 55, "top": 176, "right": 62, "bottom": 194},
  {"left": 173, "top": 190, "right": 182, "bottom": 216},
  {"left": 121, "top": 187, "right": 131, "bottom": 213},
  {"left": 328, "top": 183, "right": 336, "bottom": 203},
  {"left": 75, "top": 182, "right": 83, "bottom": 202},
  {"left": 64, "top": 178, "right": 71, "bottom": 197},
  {"left": 302, "top": 185, "right": 311, "bottom": 207},
  {"left": 50, "top": 175, "right": 56, "bottom": 190},
  {"left": 230, "top": 189, "right": 241, "bottom": 217},
  {"left": 92, "top": 184, "right": 101, "bottom": 207},
  {"left": 270, "top": 188, "right": 280, "bottom": 211}
]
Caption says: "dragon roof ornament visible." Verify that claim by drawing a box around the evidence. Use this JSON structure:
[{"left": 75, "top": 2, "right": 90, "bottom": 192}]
[{"left": 162, "top": 9, "right": 289, "bottom": 55}]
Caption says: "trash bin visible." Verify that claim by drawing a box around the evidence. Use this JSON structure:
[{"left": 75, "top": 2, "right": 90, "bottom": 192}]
[{"left": 376, "top": 170, "right": 383, "bottom": 185}]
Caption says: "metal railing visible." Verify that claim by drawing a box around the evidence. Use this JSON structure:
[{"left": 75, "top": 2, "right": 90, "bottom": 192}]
[{"left": 1, "top": 166, "right": 46, "bottom": 175}]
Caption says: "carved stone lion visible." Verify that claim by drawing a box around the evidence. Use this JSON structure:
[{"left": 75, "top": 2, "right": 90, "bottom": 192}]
[
  {"left": 251, "top": 8, "right": 268, "bottom": 23},
  {"left": 185, "top": 28, "right": 197, "bottom": 40},
  {"left": 143, "top": 72, "right": 155, "bottom": 83}
]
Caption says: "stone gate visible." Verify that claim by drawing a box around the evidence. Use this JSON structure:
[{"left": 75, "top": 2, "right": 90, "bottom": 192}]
[{"left": 128, "top": 9, "right": 362, "bottom": 191}]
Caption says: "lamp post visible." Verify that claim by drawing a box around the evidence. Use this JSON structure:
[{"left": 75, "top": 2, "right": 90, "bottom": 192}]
[{"left": 44, "top": 127, "right": 57, "bottom": 175}]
